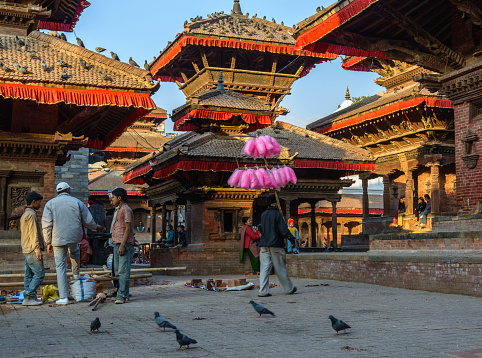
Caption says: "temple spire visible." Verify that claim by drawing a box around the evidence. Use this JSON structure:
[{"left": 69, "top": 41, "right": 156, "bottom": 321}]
[
  {"left": 345, "top": 86, "right": 350, "bottom": 100},
  {"left": 216, "top": 72, "right": 225, "bottom": 93},
  {"left": 232, "top": 0, "right": 243, "bottom": 15}
]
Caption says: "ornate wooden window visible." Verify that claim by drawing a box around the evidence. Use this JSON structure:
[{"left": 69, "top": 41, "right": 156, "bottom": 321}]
[{"left": 462, "top": 128, "right": 479, "bottom": 169}]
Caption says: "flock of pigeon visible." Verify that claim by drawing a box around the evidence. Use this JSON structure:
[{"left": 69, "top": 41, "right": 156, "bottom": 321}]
[
  {"left": 89, "top": 302, "right": 351, "bottom": 351},
  {"left": 0, "top": 33, "right": 150, "bottom": 83}
]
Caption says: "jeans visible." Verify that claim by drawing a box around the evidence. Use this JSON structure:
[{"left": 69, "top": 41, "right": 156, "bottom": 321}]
[
  {"left": 113, "top": 243, "right": 134, "bottom": 300},
  {"left": 23, "top": 252, "right": 45, "bottom": 298},
  {"left": 420, "top": 209, "right": 431, "bottom": 225},
  {"left": 259, "top": 246, "right": 294, "bottom": 295},
  {"left": 53, "top": 244, "right": 80, "bottom": 299}
]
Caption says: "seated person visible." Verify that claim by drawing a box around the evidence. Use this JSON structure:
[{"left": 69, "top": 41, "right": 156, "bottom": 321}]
[
  {"left": 165, "top": 225, "right": 174, "bottom": 246},
  {"left": 136, "top": 221, "right": 145, "bottom": 232}
]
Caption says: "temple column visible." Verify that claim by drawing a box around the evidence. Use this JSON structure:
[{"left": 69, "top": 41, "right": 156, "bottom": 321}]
[
  {"left": 186, "top": 199, "right": 192, "bottom": 245},
  {"left": 332, "top": 201, "right": 338, "bottom": 250},
  {"left": 310, "top": 201, "right": 316, "bottom": 247},
  {"left": 0, "top": 174, "right": 8, "bottom": 230},
  {"left": 383, "top": 175, "right": 391, "bottom": 216},
  {"left": 405, "top": 170, "right": 414, "bottom": 215},
  {"left": 429, "top": 163, "right": 441, "bottom": 214},
  {"left": 361, "top": 175, "right": 369, "bottom": 219},
  {"left": 150, "top": 205, "right": 156, "bottom": 243},
  {"left": 161, "top": 203, "right": 167, "bottom": 242},
  {"left": 285, "top": 199, "right": 291, "bottom": 222},
  {"left": 173, "top": 202, "right": 179, "bottom": 244}
]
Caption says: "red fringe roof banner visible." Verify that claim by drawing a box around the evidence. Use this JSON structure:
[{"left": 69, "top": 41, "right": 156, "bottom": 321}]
[{"left": 38, "top": 1, "right": 91, "bottom": 32}]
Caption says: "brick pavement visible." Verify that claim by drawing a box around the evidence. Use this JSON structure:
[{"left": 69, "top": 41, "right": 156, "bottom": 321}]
[{"left": 1, "top": 275, "right": 481, "bottom": 358}]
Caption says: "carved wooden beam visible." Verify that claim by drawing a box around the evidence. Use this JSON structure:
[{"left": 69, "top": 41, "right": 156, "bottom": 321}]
[
  {"left": 55, "top": 107, "right": 99, "bottom": 133},
  {"left": 449, "top": 0, "right": 482, "bottom": 26},
  {"left": 374, "top": 3, "right": 465, "bottom": 68},
  {"left": 332, "top": 29, "right": 452, "bottom": 73}
]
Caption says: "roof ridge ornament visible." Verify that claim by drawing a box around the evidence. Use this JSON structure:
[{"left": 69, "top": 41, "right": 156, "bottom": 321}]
[
  {"left": 345, "top": 86, "right": 350, "bottom": 100},
  {"left": 232, "top": 0, "right": 243, "bottom": 15},
  {"left": 216, "top": 72, "right": 225, "bottom": 93}
]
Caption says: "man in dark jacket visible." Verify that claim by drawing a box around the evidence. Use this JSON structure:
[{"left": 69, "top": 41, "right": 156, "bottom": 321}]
[{"left": 258, "top": 195, "right": 297, "bottom": 297}]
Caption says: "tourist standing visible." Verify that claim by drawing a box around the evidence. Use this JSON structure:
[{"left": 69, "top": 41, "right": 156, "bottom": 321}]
[
  {"left": 419, "top": 194, "right": 432, "bottom": 228},
  {"left": 239, "top": 217, "right": 260, "bottom": 274},
  {"left": 110, "top": 188, "right": 135, "bottom": 304},
  {"left": 42, "top": 182, "right": 103, "bottom": 305},
  {"left": 258, "top": 195, "right": 297, "bottom": 297},
  {"left": 20, "top": 191, "right": 45, "bottom": 306}
]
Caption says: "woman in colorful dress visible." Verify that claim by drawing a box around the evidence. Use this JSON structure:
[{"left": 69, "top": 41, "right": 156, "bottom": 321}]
[{"left": 239, "top": 217, "right": 260, "bottom": 274}]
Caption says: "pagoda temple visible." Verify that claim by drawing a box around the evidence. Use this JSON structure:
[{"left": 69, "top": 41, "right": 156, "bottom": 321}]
[
  {"left": 124, "top": 1, "right": 375, "bottom": 274},
  {"left": 0, "top": 0, "right": 157, "bottom": 233},
  {"left": 308, "top": 58, "right": 456, "bottom": 232}
]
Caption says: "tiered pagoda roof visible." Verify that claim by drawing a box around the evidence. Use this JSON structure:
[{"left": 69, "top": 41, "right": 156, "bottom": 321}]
[
  {"left": 149, "top": 0, "right": 336, "bottom": 106},
  {"left": 123, "top": 120, "right": 374, "bottom": 186},
  {"left": 0, "top": 31, "right": 157, "bottom": 150}
]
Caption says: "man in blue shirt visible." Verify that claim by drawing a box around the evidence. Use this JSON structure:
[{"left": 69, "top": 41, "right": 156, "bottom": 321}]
[{"left": 166, "top": 225, "right": 174, "bottom": 246}]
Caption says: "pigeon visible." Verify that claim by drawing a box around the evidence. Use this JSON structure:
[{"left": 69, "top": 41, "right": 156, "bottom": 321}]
[
  {"left": 144, "top": 60, "right": 150, "bottom": 71},
  {"left": 0, "top": 62, "right": 13, "bottom": 72},
  {"left": 99, "top": 71, "right": 113, "bottom": 81},
  {"left": 329, "top": 315, "right": 351, "bottom": 335},
  {"left": 110, "top": 51, "right": 120, "bottom": 61},
  {"left": 13, "top": 62, "right": 28, "bottom": 74},
  {"left": 41, "top": 61, "right": 48, "bottom": 71},
  {"left": 15, "top": 35, "right": 25, "bottom": 46},
  {"left": 249, "top": 300, "right": 275, "bottom": 317},
  {"left": 95, "top": 47, "right": 106, "bottom": 53},
  {"left": 129, "top": 57, "right": 139, "bottom": 67},
  {"left": 25, "top": 51, "right": 39, "bottom": 60},
  {"left": 56, "top": 60, "right": 69, "bottom": 67},
  {"left": 154, "top": 312, "right": 177, "bottom": 331},
  {"left": 175, "top": 330, "right": 197, "bottom": 350},
  {"left": 60, "top": 33, "right": 67, "bottom": 41},
  {"left": 79, "top": 58, "right": 92, "bottom": 70},
  {"left": 60, "top": 71, "right": 71, "bottom": 81},
  {"left": 90, "top": 317, "right": 101, "bottom": 332},
  {"left": 76, "top": 37, "right": 85, "bottom": 48}
]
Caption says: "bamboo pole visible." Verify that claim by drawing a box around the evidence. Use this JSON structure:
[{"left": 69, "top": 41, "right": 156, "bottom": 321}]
[
  {"left": 0, "top": 274, "right": 153, "bottom": 288},
  {"left": 263, "top": 157, "right": 283, "bottom": 215},
  {"left": 0, "top": 267, "right": 186, "bottom": 279}
]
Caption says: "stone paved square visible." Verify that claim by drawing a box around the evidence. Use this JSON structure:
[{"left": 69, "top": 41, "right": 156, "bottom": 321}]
[{"left": 1, "top": 275, "right": 481, "bottom": 358}]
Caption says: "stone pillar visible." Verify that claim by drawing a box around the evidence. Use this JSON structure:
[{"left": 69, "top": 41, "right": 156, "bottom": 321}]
[
  {"left": 285, "top": 199, "right": 291, "bottom": 222},
  {"left": 161, "top": 203, "right": 166, "bottom": 241},
  {"left": 0, "top": 174, "right": 7, "bottom": 230},
  {"left": 429, "top": 163, "right": 441, "bottom": 214},
  {"left": 361, "top": 176, "right": 369, "bottom": 219},
  {"left": 405, "top": 170, "right": 414, "bottom": 215},
  {"left": 383, "top": 175, "right": 391, "bottom": 216},
  {"left": 150, "top": 205, "right": 156, "bottom": 243},
  {"left": 310, "top": 201, "right": 316, "bottom": 247},
  {"left": 332, "top": 201, "right": 338, "bottom": 250},
  {"left": 55, "top": 147, "right": 89, "bottom": 204},
  {"left": 173, "top": 202, "right": 179, "bottom": 244},
  {"left": 186, "top": 200, "right": 192, "bottom": 245}
]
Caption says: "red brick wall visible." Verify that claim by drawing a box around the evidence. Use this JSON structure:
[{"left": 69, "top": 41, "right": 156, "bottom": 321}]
[
  {"left": 454, "top": 102, "right": 482, "bottom": 214},
  {"left": 287, "top": 254, "right": 481, "bottom": 297},
  {"left": 370, "top": 236, "right": 481, "bottom": 251},
  {"left": 150, "top": 249, "right": 252, "bottom": 276}
]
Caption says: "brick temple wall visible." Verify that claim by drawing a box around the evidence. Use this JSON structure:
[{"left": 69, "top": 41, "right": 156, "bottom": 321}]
[
  {"left": 454, "top": 102, "right": 482, "bottom": 214},
  {"left": 287, "top": 253, "right": 481, "bottom": 297}
]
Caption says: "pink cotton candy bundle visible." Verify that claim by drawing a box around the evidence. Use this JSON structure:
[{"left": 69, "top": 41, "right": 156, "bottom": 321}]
[
  {"left": 255, "top": 136, "right": 266, "bottom": 157},
  {"left": 239, "top": 170, "right": 251, "bottom": 190},
  {"left": 243, "top": 138, "right": 256, "bottom": 156},
  {"left": 258, "top": 136, "right": 274, "bottom": 157},
  {"left": 252, "top": 146, "right": 259, "bottom": 160},
  {"left": 277, "top": 167, "right": 289, "bottom": 187},
  {"left": 254, "top": 169, "right": 265, "bottom": 189},
  {"left": 270, "top": 168, "right": 282, "bottom": 189},
  {"left": 266, "top": 136, "right": 281, "bottom": 156},
  {"left": 227, "top": 168, "right": 244, "bottom": 187},
  {"left": 257, "top": 168, "right": 272, "bottom": 188},
  {"left": 248, "top": 169, "right": 262, "bottom": 190},
  {"left": 286, "top": 166, "right": 297, "bottom": 184}
]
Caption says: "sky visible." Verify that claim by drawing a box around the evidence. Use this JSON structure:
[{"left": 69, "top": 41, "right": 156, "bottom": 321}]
[{"left": 55, "top": 0, "right": 383, "bottom": 134}]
